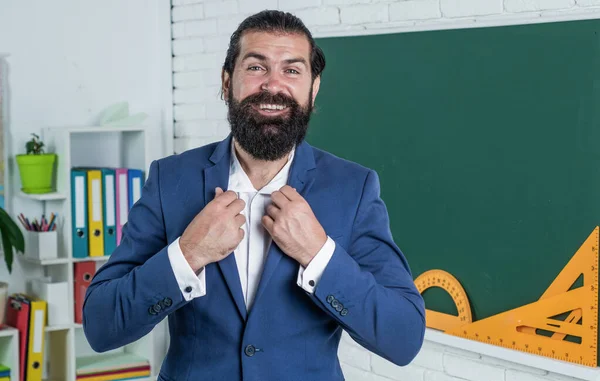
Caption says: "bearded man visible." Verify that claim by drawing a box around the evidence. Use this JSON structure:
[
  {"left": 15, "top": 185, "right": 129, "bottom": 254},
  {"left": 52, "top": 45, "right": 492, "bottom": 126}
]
[{"left": 83, "top": 10, "right": 425, "bottom": 381}]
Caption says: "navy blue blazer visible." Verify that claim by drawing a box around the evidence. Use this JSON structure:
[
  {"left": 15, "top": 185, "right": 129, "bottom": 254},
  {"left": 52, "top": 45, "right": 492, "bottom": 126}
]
[{"left": 82, "top": 134, "right": 426, "bottom": 381}]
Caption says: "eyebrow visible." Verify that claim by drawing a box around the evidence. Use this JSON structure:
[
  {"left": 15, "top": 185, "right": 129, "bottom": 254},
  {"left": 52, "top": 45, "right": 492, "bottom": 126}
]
[{"left": 241, "top": 52, "right": 308, "bottom": 67}]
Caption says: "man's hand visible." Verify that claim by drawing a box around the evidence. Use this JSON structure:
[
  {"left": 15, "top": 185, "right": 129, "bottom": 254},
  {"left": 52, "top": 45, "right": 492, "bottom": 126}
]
[
  {"left": 179, "top": 187, "right": 246, "bottom": 272},
  {"left": 262, "top": 185, "right": 327, "bottom": 267}
]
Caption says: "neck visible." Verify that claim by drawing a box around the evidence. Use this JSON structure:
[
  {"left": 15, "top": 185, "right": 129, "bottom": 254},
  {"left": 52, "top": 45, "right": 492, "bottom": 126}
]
[{"left": 233, "top": 140, "right": 291, "bottom": 190}]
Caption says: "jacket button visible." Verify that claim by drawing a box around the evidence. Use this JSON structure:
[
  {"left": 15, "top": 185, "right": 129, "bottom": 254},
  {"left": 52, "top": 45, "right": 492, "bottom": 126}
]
[
  {"left": 244, "top": 345, "right": 256, "bottom": 357},
  {"left": 335, "top": 304, "right": 343, "bottom": 312},
  {"left": 341, "top": 308, "right": 348, "bottom": 316},
  {"left": 153, "top": 304, "right": 162, "bottom": 313},
  {"left": 326, "top": 295, "right": 335, "bottom": 304},
  {"left": 148, "top": 306, "right": 157, "bottom": 315},
  {"left": 163, "top": 297, "right": 172, "bottom": 307},
  {"left": 331, "top": 300, "right": 339, "bottom": 308}
]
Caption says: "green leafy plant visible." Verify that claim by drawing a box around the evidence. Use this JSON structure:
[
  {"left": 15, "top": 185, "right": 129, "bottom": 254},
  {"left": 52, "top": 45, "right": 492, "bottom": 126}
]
[
  {"left": 0, "top": 208, "right": 24, "bottom": 273},
  {"left": 25, "top": 133, "right": 45, "bottom": 154}
]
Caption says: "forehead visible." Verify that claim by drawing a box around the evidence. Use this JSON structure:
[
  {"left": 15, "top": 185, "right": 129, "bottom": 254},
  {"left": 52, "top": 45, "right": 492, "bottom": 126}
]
[{"left": 238, "top": 31, "right": 311, "bottom": 62}]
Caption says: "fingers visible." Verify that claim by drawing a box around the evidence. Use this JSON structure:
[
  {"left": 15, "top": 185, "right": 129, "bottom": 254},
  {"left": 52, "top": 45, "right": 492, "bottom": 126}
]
[
  {"left": 228, "top": 198, "right": 246, "bottom": 215},
  {"left": 215, "top": 189, "right": 239, "bottom": 206},
  {"left": 262, "top": 215, "right": 274, "bottom": 233},
  {"left": 215, "top": 187, "right": 224, "bottom": 197},
  {"left": 271, "top": 191, "right": 290, "bottom": 208},
  {"left": 235, "top": 213, "right": 246, "bottom": 227},
  {"left": 278, "top": 185, "right": 299, "bottom": 201},
  {"left": 265, "top": 203, "right": 280, "bottom": 219}
]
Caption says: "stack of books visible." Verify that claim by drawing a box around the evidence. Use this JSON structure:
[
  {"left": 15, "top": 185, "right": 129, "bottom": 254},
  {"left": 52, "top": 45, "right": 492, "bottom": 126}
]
[
  {"left": 0, "top": 364, "right": 9, "bottom": 381},
  {"left": 76, "top": 353, "right": 151, "bottom": 381}
]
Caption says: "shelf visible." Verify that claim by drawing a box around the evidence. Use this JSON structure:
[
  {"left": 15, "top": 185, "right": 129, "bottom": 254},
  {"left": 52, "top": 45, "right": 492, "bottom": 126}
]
[
  {"left": 424, "top": 328, "right": 600, "bottom": 381},
  {"left": 47, "top": 126, "right": 146, "bottom": 134},
  {"left": 0, "top": 325, "right": 17, "bottom": 338},
  {"left": 18, "top": 191, "right": 67, "bottom": 201},
  {"left": 72, "top": 256, "right": 110, "bottom": 262},
  {"left": 20, "top": 256, "right": 70, "bottom": 265},
  {"left": 20, "top": 255, "right": 111, "bottom": 265},
  {"left": 46, "top": 324, "right": 74, "bottom": 332}
]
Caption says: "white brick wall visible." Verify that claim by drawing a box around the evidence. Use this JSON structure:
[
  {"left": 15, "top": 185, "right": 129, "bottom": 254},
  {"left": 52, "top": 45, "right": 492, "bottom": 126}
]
[
  {"left": 170, "top": 2, "right": 600, "bottom": 378},
  {"left": 170, "top": 0, "right": 600, "bottom": 155}
]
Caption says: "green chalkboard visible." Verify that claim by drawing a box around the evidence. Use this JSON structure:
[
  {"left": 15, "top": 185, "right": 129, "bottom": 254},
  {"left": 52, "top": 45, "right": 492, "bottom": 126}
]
[{"left": 308, "top": 19, "right": 600, "bottom": 327}]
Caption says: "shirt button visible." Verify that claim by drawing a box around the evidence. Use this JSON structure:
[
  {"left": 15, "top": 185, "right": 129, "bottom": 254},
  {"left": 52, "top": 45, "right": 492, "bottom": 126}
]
[
  {"left": 308, "top": 280, "right": 315, "bottom": 287},
  {"left": 244, "top": 345, "right": 256, "bottom": 357},
  {"left": 185, "top": 286, "right": 193, "bottom": 293}
]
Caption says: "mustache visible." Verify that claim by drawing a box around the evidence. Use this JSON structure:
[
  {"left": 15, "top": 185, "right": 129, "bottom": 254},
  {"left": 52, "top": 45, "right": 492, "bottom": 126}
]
[{"left": 239, "top": 91, "right": 298, "bottom": 109}]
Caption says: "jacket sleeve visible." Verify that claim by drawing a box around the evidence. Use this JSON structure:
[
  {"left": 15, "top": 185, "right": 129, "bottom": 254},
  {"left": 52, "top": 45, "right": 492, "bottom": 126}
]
[
  {"left": 82, "top": 160, "right": 189, "bottom": 352},
  {"left": 306, "top": 169, "right": 426, "bottom": 366}
]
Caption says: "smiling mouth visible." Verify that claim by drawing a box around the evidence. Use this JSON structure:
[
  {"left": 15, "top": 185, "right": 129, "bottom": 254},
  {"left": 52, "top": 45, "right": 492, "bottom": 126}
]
[{"left": 252, "top": 104, "right": 290, "bottom": 116}]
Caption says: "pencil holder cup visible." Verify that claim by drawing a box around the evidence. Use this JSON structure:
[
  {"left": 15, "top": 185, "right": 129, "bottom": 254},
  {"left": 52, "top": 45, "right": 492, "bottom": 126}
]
[{"left": 24, "top": 230, "right": 58, "bottom": 260}]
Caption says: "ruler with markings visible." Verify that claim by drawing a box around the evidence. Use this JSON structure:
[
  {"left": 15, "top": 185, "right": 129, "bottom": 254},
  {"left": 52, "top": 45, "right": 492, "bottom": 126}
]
[
  {"left": 414, "top": 227, "right": 599, "bottom": 367},
  {"left": 415, "top": 269, "right": 473, "bottom": 331}
]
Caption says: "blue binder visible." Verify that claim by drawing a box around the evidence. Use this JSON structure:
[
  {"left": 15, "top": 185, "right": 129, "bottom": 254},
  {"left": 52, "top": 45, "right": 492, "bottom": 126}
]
[
  {"left": 128, "top": 169, "right": 144, "bottom": 209},
  {"left": 71, "top": 169, "right": 89, "bottom": 258},
  {"left": 101, "top": 168, "right": 117, "bottom": 256}
]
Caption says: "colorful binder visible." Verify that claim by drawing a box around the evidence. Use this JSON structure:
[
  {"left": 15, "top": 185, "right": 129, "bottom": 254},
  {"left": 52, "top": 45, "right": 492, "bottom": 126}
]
[
  {"left": 87, "top": 170, "right": 104, "bottom": 257},
  {"left": 71, "top": 169, "right": 89, "bottom": 258},
  {"left": 25, "top": 297, "right": 47, "bottom": 381},
  {"left": 127, "top": 169, "right": 144, "bottom": 209},
  {"left": 74, "top": 261, "right": 96, "bottom": 324},
  {"left": 76, "top": 352, "right": 150, "bottom": 380},
  {"left": 0, "top": 363, "right": 10, "bottom": 378},
  {"left": 76, "top": 369, "right": 150, "bottom": 381},
  {"left": 115, "top": 168, "right": 128, "bottom": 246},
  {"left": 6, "top": 295, "right": 30, "bottom": 381},
  {"left": 101, "top": 169, "right": 117, "bottom": 256}
]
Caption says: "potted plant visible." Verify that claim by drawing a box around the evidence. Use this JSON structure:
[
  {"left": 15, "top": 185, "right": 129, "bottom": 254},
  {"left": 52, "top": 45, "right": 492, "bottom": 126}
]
[
  {"left": 15, "top": 133, "right": 57, "bottom": 194},
  {"left": 0, "top": 207, "right": 24, "bottom": 324},
  {"left": 0, "top": 208, "right": 24, "bottom": 273}
]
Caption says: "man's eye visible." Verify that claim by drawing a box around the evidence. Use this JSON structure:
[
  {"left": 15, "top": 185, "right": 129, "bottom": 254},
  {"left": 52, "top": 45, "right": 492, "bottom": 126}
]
[
  {"left": 248, "top": 66, "right": 263, "bottom": 71},
  {"left": 286, "top": 69, "right": 300, "bottom": 74}
]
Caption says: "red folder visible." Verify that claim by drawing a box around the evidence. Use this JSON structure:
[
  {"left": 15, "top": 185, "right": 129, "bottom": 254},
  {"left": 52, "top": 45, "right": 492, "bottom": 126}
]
[
  {"left": 74, "top": 261, "right": 96, "bottom": 324},
  {"left": 6, "top": 294, "right": 31, "bottom": 381}
]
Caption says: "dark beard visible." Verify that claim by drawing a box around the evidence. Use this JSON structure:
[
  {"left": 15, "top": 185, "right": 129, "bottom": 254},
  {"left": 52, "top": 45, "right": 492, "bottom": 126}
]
[{"left": 227, "top": 86, "right": 313, "bottom": 161}]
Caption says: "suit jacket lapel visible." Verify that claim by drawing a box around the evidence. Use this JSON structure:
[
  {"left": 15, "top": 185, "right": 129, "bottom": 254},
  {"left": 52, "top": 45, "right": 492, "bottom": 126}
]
[
  {"left": 249, "top": 139, "right": 316, "bottom": 317},
  {"left": 204, "top": 134, "right": 248, "bottom": 321}
]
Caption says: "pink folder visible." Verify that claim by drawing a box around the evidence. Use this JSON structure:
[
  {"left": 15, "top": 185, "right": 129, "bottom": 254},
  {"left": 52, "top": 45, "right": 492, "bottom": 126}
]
[{"left": 115, "top": 168, "right": 129, "bottom": 245}]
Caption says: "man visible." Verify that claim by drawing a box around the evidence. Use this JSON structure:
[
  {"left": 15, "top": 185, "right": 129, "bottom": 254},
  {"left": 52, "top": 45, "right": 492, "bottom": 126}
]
[{"left": 83, "top": 10, "right": 425, "bottom": 381}]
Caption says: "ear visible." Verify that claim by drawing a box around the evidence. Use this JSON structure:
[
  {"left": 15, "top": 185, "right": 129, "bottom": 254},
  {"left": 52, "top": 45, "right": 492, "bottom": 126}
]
[
  {"left": 222, "top": 69, "right": 231, "bottom": 100},
  {"left": 311, "top": 76, "right": 321, "bottom": 106}
]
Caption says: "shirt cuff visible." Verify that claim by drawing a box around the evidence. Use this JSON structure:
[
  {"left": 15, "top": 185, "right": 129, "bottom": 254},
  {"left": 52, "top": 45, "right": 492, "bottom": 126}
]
[
  {"left": 297, "top": 236, "right": 336, "bottom": 294},
  {"left": 167, "top": 237, "right": 206, "bottom": 301}
]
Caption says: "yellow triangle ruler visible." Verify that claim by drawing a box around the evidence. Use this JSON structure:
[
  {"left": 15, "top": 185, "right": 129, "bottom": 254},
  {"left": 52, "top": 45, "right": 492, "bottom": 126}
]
[{"left": 415, "top": 227, "right": 599, "bottom": 367}]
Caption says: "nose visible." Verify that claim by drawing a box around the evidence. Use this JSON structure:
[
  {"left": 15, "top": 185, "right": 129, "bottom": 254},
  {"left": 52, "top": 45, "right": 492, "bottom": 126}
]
[{"left": 260, "top": 71, "right": 284, "bottom": 94}]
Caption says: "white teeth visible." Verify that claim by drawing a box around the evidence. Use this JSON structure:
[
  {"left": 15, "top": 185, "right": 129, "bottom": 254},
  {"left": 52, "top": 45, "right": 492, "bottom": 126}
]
[{"left": 259, "top": 104, "right": 286, "bottom": 110}]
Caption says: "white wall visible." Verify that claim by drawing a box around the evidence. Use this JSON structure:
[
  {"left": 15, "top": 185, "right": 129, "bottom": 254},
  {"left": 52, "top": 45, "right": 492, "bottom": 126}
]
[
  {"left": 0, "top": 0, "right": 172, "bottom": 296},
  {"left": 171, "top": 0, "right": 600, "bottom": 380}
]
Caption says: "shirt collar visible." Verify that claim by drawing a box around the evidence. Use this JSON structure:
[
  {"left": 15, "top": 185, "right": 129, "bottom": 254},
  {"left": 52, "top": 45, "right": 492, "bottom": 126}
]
[{"left": 228, "top": 139, "right": 295, "bottom": 195}]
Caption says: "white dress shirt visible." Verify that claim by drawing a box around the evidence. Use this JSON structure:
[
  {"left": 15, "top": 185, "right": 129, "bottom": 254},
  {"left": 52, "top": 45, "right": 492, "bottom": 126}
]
[{"left": 167, "top": 140, "right": 336, "bottom": 310}]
